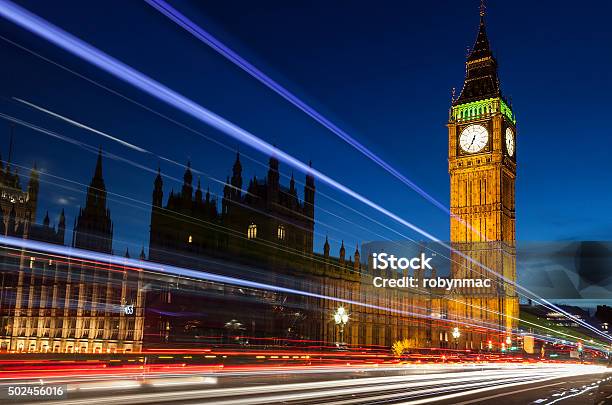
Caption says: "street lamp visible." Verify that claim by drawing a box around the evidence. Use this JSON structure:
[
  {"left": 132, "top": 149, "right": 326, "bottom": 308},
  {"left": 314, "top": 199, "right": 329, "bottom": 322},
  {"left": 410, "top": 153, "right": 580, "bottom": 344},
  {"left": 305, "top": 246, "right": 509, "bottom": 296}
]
[
  {"left": 452, "top": 327, "right": 460, "bottom": 350},
  {"left": 334, "top": 306, "right": 349, "bottom": 346},
  {"left": 224, "top": 319, "right": 243, "bottom": 344}
]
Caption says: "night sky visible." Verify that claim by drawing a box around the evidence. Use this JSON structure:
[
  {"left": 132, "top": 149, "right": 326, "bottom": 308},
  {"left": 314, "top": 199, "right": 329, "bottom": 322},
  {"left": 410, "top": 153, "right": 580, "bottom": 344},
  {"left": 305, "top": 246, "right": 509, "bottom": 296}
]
[{"left": 0, "top": 0, "right": 611, "bottom": 257}]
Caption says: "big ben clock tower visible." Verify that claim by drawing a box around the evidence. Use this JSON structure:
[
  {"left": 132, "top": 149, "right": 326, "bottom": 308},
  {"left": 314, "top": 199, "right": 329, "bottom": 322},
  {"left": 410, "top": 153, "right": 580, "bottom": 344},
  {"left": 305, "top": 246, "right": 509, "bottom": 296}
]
[{"left": 448, "top": 3, "right": 518, "bottom": 338}]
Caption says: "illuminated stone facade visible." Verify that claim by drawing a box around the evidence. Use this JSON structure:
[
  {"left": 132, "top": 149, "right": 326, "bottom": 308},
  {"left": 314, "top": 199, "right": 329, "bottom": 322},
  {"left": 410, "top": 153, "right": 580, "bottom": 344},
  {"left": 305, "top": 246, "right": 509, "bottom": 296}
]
[
  {"left": 0, "top": 151, "right": 144, "bottom": 353},
  {"left": 446, "top": 8, "right": 519, "bottom": 347},
  {"left": 1, "top": 250, "right": 145, "bottom": 353}
]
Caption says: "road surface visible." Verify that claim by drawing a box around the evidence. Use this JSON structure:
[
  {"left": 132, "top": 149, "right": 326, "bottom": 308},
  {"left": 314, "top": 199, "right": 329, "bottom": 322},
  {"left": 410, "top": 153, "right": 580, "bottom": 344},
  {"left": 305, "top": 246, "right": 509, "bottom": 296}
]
[{"left": 2, "top": 363, "right": 610, "bottom": 404}]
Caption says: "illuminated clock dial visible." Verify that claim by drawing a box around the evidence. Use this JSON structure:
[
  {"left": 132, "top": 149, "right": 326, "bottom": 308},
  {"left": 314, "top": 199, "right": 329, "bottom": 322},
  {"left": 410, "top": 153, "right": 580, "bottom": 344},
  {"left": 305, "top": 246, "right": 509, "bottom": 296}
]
[
  {"left": 459, "top": 124, "right": 489, "bottom": 153},
  {"left": 505, "top": 127, "right": 515, "bottom": 157}
]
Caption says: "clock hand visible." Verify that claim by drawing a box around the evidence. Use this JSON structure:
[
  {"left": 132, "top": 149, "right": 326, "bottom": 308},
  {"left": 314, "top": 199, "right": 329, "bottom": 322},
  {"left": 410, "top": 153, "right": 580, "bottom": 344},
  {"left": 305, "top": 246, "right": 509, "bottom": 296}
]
[{"left": 469, "top": 134, "right": 476, "bottom": 148}]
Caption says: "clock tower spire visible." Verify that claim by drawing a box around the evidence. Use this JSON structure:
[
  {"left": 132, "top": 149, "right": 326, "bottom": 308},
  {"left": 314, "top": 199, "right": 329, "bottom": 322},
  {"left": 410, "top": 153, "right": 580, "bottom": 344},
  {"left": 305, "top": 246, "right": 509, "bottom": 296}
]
[
  {"left": 454, "top": 0, "right": 501, "bottom": 105},
  {"left": 447, "top": 1, "right": 518, "bottom": 341}
]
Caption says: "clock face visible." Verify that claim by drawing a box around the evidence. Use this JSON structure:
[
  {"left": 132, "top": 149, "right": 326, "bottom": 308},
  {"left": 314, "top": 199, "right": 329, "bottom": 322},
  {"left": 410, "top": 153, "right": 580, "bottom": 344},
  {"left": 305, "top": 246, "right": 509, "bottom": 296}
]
[
  {"left": 505, "top": 127, "right": 515, "bottom": 157},
  {"left": 459, "top": 124, "right": 489, "bottom": 153}
]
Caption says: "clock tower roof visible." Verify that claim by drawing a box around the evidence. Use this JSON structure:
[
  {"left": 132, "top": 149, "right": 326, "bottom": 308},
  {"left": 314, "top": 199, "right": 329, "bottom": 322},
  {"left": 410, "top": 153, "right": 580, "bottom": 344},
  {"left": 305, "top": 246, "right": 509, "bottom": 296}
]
[
  {"left": 454, "top": 2, "right": 502, "bottom": 105},
  {"left": 468, "top": 3, "right": 492, "bottom": 62}
]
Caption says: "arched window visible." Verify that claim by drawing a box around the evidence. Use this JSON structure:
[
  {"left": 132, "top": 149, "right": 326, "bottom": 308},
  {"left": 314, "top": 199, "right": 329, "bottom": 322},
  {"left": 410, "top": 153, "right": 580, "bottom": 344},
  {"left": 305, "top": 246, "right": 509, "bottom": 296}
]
[
  {"left": 188, "top": 235, "right": 193, "bottom": 243},
  {"left": 277, "top": 225, "right": 286, "bottom": 241},
  {"left": 247, "top": 223, "right": 257, "bottom": 239}
]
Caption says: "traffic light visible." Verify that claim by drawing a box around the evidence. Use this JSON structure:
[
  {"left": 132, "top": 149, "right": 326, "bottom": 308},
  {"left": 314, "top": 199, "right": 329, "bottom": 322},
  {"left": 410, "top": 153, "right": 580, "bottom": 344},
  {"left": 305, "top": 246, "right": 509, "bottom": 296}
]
[{"left": 577, "top": 342, "right": 583, "bottom": 352}]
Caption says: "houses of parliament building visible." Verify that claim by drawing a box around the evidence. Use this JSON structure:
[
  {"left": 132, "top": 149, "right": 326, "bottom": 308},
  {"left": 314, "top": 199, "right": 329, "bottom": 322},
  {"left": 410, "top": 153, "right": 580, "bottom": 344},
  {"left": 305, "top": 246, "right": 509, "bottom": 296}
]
[{"left": 0, "top": 4, "right": 517, "bottom": 353}]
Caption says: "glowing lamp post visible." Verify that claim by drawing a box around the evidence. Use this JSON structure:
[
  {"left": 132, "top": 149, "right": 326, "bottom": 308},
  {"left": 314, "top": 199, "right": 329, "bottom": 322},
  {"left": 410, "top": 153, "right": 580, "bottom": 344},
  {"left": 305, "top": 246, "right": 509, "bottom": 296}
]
[
  {"left": 452, "top": 327, "right": 461, "bottom": 350},
  {"left": 334, "top": 306, "right": 349, "bottom": 346},
  {"left": 224, "top": 319, "right": 243, "bottom": 343}
]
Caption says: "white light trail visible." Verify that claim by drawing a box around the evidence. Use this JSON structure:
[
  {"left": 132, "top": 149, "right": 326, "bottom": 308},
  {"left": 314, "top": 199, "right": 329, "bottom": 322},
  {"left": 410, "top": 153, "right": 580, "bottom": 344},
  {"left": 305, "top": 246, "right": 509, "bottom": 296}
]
[
  {"left": 14, "top": 97, "right": 147, "bottom": 152},
  {"left": 0, "top": 235, "right": 500, "bottom": 333},
  {"left": 28, "top": 364, "right": 609, "bottom": 405}
]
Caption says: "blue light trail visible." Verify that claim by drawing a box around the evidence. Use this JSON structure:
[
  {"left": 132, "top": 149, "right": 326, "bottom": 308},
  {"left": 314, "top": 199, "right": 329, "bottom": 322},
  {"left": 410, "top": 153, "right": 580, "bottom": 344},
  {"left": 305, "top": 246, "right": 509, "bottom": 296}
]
[
  {"left": 0, "top": 0, "right": 439, "bottom": 245},
  {"left": 144, "top": 0, "right": 450, "bottom": 215},
  {"left": 145, "top": 0, "right": 488, "bottom": 245}
]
